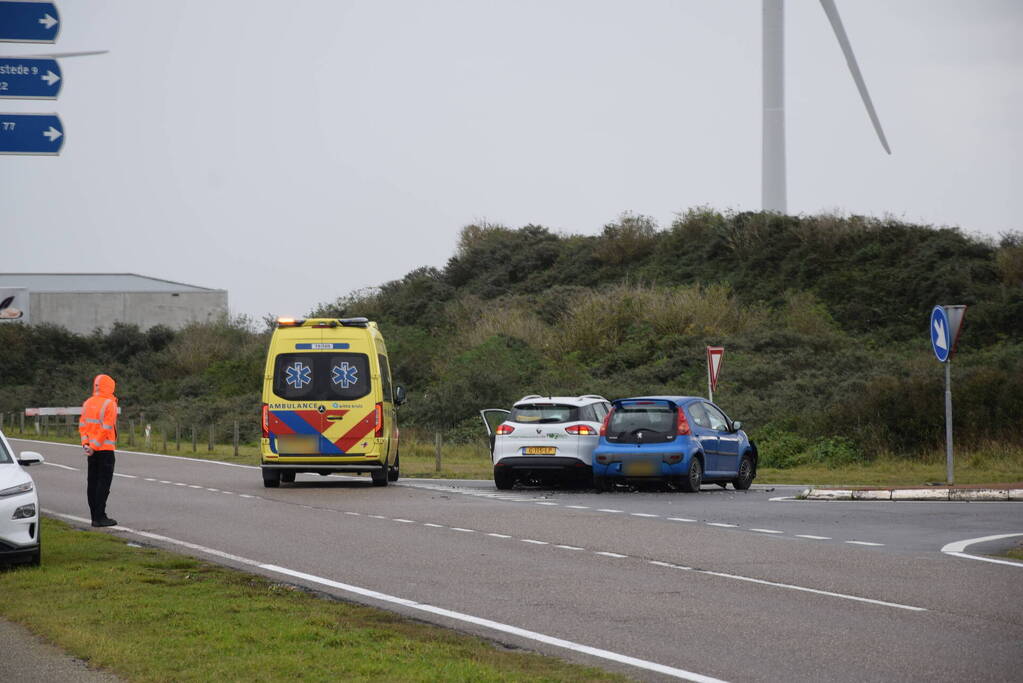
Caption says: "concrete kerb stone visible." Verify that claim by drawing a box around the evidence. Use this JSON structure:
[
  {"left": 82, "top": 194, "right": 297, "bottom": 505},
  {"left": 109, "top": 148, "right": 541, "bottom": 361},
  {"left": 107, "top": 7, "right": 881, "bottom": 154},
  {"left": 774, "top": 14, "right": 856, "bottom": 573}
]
[
  {"left": 804, "top": 489, "right": 853, "bottom": 501},
  {"left": 950, "top": 489, "right": 1009, "bottom": 502},
  {"left": 852, "top": 489, "right": 892, "bottom": 501},
  {"left": 1011, "top": 490, "right": 1023, "bottom": 501},
  {"left": 892, "top": 489, "right": 950, "bottom": 501}
]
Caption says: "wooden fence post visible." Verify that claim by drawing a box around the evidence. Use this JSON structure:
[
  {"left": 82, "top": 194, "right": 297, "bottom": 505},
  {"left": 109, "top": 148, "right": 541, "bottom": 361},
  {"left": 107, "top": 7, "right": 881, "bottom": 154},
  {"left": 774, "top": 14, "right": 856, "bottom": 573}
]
[
  {"left": 208, "top": 423, "right": 214, "bottom": 452},
  {"left": 128, "top": 419, "right": 135, "bottom": 447},
  {"left": 176, "top": 423, "right": 180, "bottom": 451},
  {"left": 434, "top": 432, "right": 442, "bottom": 473},
  {"left": 233, "top": 420, "right": 239, "bottom": 457},
  {"left": 191, "top": 426, "right": 197, "bottom": 453},
  {"left": 162, "top": 427, "right": 167, "bottom": 453}
]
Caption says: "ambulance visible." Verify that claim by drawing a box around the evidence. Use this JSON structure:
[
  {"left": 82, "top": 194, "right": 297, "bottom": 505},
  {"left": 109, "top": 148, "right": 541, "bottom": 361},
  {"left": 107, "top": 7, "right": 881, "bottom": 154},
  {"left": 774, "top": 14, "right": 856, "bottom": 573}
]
[{"left": 260, "top": 317, "right": 405, "bottom": 488}]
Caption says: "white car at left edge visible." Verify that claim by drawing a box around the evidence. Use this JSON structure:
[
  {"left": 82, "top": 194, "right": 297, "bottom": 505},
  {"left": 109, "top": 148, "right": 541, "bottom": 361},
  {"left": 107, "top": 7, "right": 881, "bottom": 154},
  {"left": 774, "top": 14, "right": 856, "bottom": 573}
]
[{"left": 0, "top": 430, "right": 43, "bottom": 567}]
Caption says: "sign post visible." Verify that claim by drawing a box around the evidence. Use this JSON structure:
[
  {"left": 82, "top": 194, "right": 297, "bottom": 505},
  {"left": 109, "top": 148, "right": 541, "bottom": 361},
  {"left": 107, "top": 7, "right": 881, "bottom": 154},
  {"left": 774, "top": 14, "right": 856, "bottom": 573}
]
[
  {"left": 706, "top": 346, "right": 724, "bottom": 403},
  {"left": 930, "top": 305, "right": 966, "bottom": 484}
]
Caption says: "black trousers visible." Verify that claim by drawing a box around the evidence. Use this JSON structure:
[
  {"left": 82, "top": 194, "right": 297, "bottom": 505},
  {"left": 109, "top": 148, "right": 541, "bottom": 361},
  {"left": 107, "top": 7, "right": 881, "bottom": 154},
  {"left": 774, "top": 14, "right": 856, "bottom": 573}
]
[{"left": 86, "top": 450, "right": 115, "bottom": 521}]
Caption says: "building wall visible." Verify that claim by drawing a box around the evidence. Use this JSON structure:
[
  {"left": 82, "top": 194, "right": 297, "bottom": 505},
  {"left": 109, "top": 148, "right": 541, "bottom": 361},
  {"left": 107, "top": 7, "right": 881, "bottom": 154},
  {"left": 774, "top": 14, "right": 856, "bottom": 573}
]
[{"left": 30, "top": 290, "right": 229, "bottom": 334}]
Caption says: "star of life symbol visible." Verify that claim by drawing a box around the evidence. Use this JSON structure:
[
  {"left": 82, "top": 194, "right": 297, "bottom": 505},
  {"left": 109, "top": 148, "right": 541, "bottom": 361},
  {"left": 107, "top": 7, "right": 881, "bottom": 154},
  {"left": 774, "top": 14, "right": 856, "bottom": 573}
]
[
  {"left": 285, "top": 361, "right": 312, "bottom": 390},
  {"left": 331, "top": 362, "right": 359, "bottom": 389}
]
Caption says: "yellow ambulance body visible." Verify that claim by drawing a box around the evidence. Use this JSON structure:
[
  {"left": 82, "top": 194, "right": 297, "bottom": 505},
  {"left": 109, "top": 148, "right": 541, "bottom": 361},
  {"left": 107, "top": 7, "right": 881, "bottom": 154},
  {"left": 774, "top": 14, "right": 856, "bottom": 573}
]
[{"left": 260, "top": 317, "right": 404, "bottom": 487}]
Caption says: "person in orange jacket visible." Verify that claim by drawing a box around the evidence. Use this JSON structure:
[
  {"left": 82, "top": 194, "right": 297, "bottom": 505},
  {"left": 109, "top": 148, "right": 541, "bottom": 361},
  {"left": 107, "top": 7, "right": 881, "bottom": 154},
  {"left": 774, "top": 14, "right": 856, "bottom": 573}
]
[{"left": 78, "top": 374, "right": 119, "bottom": 527}]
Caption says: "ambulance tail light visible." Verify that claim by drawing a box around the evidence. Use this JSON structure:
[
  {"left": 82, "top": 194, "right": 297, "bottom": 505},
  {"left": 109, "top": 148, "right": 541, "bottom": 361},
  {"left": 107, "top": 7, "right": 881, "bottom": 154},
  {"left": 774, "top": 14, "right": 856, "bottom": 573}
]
[
  {"left": 676, "top": 409, "right": 691, "bottom": 436},
  {"left": 496, "top": 424, "right": 514, "bottom": 435},
  {"left": 374, "top": 403, "right": 384, "bottom": 438},
  {"left": 261, "top": 404, "right": 269, "bottom": 438}
]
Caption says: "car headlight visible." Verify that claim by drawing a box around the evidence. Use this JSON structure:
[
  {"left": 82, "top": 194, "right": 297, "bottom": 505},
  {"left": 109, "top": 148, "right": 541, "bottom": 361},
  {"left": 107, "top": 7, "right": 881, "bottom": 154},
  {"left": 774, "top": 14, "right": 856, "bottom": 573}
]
[
  {"left": 0, "top": 482, "right": 33, "bottom": 497},
  {"left": 12, "top": 503, "right": 36, "bottom": 519}
]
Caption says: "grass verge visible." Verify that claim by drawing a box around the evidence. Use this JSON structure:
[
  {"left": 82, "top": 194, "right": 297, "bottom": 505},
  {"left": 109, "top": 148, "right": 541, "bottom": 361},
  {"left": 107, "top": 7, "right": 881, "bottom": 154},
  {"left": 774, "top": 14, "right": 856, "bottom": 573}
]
[
  {"left": 0, "top": 518, "right": 621, "bottom": 682},
  {"left": 12, "top": 433, "right": 1023, "bottom": 488}
]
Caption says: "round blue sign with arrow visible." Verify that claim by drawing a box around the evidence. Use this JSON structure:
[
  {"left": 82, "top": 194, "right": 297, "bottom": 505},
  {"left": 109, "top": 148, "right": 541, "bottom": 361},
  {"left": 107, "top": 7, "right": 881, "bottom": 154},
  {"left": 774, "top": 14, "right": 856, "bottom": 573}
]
[{"left": 930, "top": 305, "right": 951, "bottom": 363}]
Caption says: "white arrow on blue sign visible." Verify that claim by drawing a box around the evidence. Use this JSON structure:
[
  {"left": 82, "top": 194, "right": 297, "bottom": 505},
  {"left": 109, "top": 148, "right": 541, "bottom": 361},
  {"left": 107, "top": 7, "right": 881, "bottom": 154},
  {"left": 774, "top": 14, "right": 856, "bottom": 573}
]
[
  {"left": 930, "top": 305, "right": 951, "bottom": 363},
  {"left": 0, "top": 57, "right": 62, "bottom": 99},
  {"left": 0, "top": 1, "right": 60, "bottom": 43},
  {"left": 0, "top": 112, "right": 63, "bottom": 155}
]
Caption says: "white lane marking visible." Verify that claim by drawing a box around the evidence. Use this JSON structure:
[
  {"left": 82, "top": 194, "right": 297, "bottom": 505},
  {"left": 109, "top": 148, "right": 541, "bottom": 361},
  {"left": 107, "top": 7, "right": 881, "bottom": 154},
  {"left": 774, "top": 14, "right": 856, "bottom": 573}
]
[
  {"left": 597, "top": 508, "right": 623, "bottom": 513},
  {"left": 423, "top": 523, "right": 444, "bottom": 528},
  {"left": 846, "top": 541, "right": 884, "bottom": 547},
  {"left": 114, "top": 473, "right": 138, "bottom": 479},
  {"left": 488, "top": 533, "right": 511, "bottom": 538},
  {"left": 15, "top": 438, "right": 257, "bottom": 469},
  {"left": 631, "top": 513, "right": 659, "bottom": 518},
  {"left": 769, "top": 496, "right": 799, "bottom": 502},
  {"left": 264, "top": 565, "right": 728, "bottom": 683},
  {"left": 173, "top": 482, "right": 186, "bottom": 487},
  {"left": 393, "top": 519, "right": 416, "bottom": 524},
  {"left": 706, "top": 522, "right": 738, "bottom": 528},
  {"left": 556, "top": 545, "right": 584, "bottom": 551},
  {"left": 187, "top": 484, "right": 202, "bottom": 489},
  {"left": 595, "top": 551, "right": 628, "bottom": 559},
  {"left": 345, "top": 511, "right": 361, "bottom": 517},
  {"left": 668, "top": 517, "right": 696, "bottom": 522},
  {"left": 750, "top": 529, "right": 783, "bottom": 534},
  {"left": 42, "top": 508, "right": 725, "bottom": 682},
  {"left": 535, "top": 502, "right": 558, "bottom": 506},
  {"left": 451, "top": 527, "right": 475, "bottom": 533},
  {"left": 238, "top": 494, "right": 254, "bottom": 499},
  {"left": 369, "top": 515, "right": 387, "bottom": 519},
  {"left": 941, "top": 533, "right": 1023, "bottom": 568},
  {"left": 43, "top": 462, "right": 78, "bottom": 471},
  {"left": 159, "top": 480, "right": 171, "bottom": 484},
  {"left": 650, "top": 559, "right": 926, "bottom": 612},
  {"left": 565, "top": 505, "right": 590, "bottom": 509},
  {"left": 207, "top": 488, "right": 219, "bottom": 492},
  {"left": 796, "top": 535, "right": 831, "bottom": 540},
  {"left": 222, "top": 491, "right": 233, "bottom": 495},
  {"left": 522, "top": 539, "right": 548, "bottom": 545}
]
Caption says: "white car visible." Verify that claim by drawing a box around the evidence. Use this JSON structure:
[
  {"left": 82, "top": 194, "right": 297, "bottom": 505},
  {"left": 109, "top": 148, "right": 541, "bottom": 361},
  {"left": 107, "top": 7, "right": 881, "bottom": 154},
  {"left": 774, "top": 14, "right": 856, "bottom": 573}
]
[
  {"left": 0, "top": 431, "right": 43, "bottom": 567},
  {"left": 481, "top": 395, "right": 611, "bottom": 489}
]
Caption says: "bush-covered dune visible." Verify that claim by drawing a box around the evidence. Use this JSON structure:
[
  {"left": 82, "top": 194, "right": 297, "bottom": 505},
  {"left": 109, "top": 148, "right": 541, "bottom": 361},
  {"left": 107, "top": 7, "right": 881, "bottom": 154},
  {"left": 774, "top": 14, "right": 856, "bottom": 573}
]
[{"left": 2, "top": 210, "right": 1021, "bottom": 467}]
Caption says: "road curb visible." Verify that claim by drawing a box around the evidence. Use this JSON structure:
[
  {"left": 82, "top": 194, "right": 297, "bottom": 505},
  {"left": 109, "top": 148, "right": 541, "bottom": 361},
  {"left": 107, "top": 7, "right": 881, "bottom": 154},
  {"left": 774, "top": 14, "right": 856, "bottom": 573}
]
[{"left": 801, "top": 487, "right": 1023, "bottom": 501}]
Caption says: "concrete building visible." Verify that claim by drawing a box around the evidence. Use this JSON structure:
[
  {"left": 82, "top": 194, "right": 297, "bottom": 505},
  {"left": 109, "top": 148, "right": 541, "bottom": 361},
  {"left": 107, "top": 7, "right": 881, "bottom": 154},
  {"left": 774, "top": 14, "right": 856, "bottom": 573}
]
[{"left": 0, "top": 273, "right": 228, "bottom": 335}]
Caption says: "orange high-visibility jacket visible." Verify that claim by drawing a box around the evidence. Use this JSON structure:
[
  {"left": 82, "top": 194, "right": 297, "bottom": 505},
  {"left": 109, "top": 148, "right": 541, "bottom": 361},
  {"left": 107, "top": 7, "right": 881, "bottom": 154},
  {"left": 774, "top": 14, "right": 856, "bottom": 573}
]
[{"left": 79, "top": 374, "right": 118, "bottom": 452}]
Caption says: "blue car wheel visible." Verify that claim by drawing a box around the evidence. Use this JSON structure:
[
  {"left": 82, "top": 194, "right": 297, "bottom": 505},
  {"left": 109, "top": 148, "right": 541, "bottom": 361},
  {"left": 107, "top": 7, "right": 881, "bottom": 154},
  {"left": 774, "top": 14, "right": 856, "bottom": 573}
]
[{"left": 678, "top": 457, "right": 702, "bottom": 493}]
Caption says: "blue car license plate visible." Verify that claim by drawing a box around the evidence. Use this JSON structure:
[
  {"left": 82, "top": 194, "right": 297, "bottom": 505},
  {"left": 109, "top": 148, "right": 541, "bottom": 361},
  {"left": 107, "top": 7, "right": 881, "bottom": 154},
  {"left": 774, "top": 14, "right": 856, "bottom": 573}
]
[{"left": 622, "top": 458, "right": 659, "bottom": 476}]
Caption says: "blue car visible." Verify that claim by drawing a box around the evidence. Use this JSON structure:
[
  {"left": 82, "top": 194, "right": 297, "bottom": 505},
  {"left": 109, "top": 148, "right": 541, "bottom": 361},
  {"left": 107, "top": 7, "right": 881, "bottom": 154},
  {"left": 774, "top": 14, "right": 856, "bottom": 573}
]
[{"left": 592, "top": 396, "right": 756, "bottom": 492}]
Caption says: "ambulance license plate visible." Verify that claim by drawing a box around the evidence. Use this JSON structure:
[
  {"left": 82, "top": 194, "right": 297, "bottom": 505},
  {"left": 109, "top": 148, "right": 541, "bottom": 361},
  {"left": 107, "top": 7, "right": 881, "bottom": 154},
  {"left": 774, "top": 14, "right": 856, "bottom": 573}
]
[{"left": 524, "top": 447, "right": 556, "bottom": 455}]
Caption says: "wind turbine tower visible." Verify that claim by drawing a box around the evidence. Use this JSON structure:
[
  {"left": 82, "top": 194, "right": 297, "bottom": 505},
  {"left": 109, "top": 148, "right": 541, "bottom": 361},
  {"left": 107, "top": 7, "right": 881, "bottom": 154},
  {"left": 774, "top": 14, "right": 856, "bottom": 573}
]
[{"left": 762, "top": 0, "right": 891, "bottom": 214}]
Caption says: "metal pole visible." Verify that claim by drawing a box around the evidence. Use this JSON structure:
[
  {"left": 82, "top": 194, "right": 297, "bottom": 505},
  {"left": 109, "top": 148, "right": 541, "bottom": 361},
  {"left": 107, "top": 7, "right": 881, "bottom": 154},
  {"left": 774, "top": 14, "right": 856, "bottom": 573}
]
[
  {"left": 945, "top": 360, "right": 954, "bottom": 485},
  {"left": 707, "top": 359, "right": 714, "bottom": 403},
  {"left": 434, "top": 432, "right": 442, "bottom": 473},
  {"left": 762, "top": 0, "right": 786, "bottom": 213}
]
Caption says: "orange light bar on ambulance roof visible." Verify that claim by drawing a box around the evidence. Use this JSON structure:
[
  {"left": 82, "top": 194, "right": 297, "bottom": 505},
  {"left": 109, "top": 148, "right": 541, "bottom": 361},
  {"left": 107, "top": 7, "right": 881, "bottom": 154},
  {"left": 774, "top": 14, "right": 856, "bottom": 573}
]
[{"left": 277, "top": 317, "right": 298, "bottom": 326}]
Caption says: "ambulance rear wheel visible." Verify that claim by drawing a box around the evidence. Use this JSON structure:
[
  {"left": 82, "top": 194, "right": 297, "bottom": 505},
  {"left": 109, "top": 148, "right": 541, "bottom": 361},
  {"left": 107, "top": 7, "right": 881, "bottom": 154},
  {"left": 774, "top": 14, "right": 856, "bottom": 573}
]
[
  {"left": 388, "top": 454, "right": 400, "bottom": 482},
  {"left": 371, "top": 467, "right": 388, "bottom": 487},
  {"left": 262, "top": 470, "right": 280, "bottom": 488},
  {"left": 280, "top": 471, "right": 296, "bottom": 484}
]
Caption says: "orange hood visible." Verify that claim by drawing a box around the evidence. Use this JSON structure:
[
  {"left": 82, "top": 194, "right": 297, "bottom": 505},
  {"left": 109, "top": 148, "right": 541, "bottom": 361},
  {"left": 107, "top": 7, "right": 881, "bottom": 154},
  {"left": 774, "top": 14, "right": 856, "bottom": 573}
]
[{"left": 93, "top": 374, "right": 116, "bottom": 397}]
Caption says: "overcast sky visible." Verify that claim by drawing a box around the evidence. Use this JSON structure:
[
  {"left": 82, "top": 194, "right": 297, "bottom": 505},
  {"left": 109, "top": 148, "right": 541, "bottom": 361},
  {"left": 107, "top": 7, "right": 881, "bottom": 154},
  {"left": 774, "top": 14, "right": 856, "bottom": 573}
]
[{"left": 3, "top": 0, "right": 1020, "bottom": 320}]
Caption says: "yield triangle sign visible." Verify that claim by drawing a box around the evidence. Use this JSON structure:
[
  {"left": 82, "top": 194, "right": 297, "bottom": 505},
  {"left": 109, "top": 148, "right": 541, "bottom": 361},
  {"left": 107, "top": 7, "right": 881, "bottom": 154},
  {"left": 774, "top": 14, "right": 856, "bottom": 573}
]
[{"left": 707, "top": 346, "right": 724, "bottom": 391}]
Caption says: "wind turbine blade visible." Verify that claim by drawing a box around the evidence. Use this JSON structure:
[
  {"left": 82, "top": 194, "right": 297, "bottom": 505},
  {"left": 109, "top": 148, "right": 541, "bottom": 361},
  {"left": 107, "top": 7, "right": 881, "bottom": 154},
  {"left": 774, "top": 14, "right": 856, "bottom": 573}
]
[{"left": 819, "top": 0, "right": 891, "bottom": 154}]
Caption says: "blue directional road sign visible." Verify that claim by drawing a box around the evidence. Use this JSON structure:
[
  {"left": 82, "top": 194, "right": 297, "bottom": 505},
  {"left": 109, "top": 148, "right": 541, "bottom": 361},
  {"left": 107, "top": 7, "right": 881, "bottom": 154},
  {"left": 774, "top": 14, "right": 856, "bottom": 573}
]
[
  {"left": 930, "top": 305, "right": 951, "bottom": 363},
  {"left": 0, "top": 112, "right": 63, "bottom": 154},
  {"left": 0, "top": 1, "right": 60, "bottom": 43},
  {"left": 0, "top": 58, "right": 61, "bottom": 99}
]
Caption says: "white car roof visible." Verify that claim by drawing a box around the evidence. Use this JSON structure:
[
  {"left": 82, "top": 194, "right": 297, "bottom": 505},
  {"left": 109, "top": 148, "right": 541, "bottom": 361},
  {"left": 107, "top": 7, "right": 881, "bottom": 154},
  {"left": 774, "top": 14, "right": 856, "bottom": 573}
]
[{"left": 513, "top": 395, "right": 608, "bottom": 407}]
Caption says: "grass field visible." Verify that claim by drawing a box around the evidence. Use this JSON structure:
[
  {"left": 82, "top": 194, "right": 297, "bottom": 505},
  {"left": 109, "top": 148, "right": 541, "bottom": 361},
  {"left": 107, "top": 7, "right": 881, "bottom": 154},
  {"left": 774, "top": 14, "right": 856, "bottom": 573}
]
[
  {"left": 0, "top": 518, "right": 621, "bottom": 682},
  {"left": 10, "top": 432, "right": 1023, "bottom": 487}
]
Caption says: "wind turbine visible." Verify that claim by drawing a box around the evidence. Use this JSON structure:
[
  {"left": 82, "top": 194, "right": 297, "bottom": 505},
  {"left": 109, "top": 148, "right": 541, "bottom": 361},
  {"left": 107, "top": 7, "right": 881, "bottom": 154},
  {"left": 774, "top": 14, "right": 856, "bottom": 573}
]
[{"left": 762, "top": 0, "right": 891, "bottom": 214}]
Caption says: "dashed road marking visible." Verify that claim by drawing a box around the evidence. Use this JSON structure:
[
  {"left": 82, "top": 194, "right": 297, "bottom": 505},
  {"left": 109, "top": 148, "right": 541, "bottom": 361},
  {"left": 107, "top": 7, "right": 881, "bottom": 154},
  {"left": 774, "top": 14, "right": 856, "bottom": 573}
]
[
  {"left": 846, "top": 541, "right": 884, "bottom": 547},
  {"left": 565, "top": 505, "right": 590, "bottom": 509},
  {"left": 706, "top": 522, "right": 738, "bottom": 528},
  {"left": 595, "top": 551, "right": 628, "bottom": 559},
  {"left": 451, "top": 527, "right": 475, "bottom": 533},
  {"left": 597, "top": 508, "right": 623, "bottom": 513},
  {"left": 522, "top": 539, "right": 548, "bottom": 545},
  {"left": 488, "top": 532, "right": 512, "bottom": 538},
  {"left": 393, "top": 518, "right": 415, "bottom": 523},
  {"left": 631, "top": 513, "right": 659, "bottom": 518},
  {"left": 796, "top": 534, "right": 831, "bottom": 540},
  {"left": 668, "top": 517, "right": 696, "bottom": 522},
  {"left": 750, "top": 528, "right": 783, "bottom": 534},
  {"left": 556, "top": 545, "right": 584, "bottom": 551}
]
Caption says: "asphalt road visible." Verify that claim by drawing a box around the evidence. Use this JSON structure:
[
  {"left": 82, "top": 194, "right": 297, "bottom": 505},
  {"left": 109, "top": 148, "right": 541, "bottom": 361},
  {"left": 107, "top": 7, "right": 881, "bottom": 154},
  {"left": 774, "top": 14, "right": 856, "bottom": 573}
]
[{"left": 14, "top": 438, "right": 1023, "bottom": 682}]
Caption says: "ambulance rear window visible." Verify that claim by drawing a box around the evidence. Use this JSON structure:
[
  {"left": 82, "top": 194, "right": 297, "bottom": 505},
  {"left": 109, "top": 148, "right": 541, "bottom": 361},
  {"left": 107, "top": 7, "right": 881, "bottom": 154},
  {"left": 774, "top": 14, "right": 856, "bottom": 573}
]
[{"left": 273, "top": 353, "right": 371, "bottom": 401}]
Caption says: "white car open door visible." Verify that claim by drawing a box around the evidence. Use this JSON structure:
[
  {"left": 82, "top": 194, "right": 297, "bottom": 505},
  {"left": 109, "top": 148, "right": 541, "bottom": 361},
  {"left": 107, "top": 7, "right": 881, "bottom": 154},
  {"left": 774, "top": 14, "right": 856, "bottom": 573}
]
[{"left": 479, "top": 409, "right": 510, "bottom": 455}]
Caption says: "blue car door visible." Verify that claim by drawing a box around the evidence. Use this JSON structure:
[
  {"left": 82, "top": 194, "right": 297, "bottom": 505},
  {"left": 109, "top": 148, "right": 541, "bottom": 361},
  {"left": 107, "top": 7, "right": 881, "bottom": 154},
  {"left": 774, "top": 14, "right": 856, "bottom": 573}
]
[
  {"left": 705, "top": 403, "right": 740, "bottom": 475},
  {"left": 685, "top": 402, "right": 718, "bottom": 473}
]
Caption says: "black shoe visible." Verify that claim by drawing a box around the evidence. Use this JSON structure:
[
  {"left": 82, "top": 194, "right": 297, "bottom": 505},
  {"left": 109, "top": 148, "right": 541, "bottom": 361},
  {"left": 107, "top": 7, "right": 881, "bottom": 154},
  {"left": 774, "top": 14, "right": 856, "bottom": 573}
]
[{"left": 91, "top": 518, "right": 117, "bottom": 527}]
